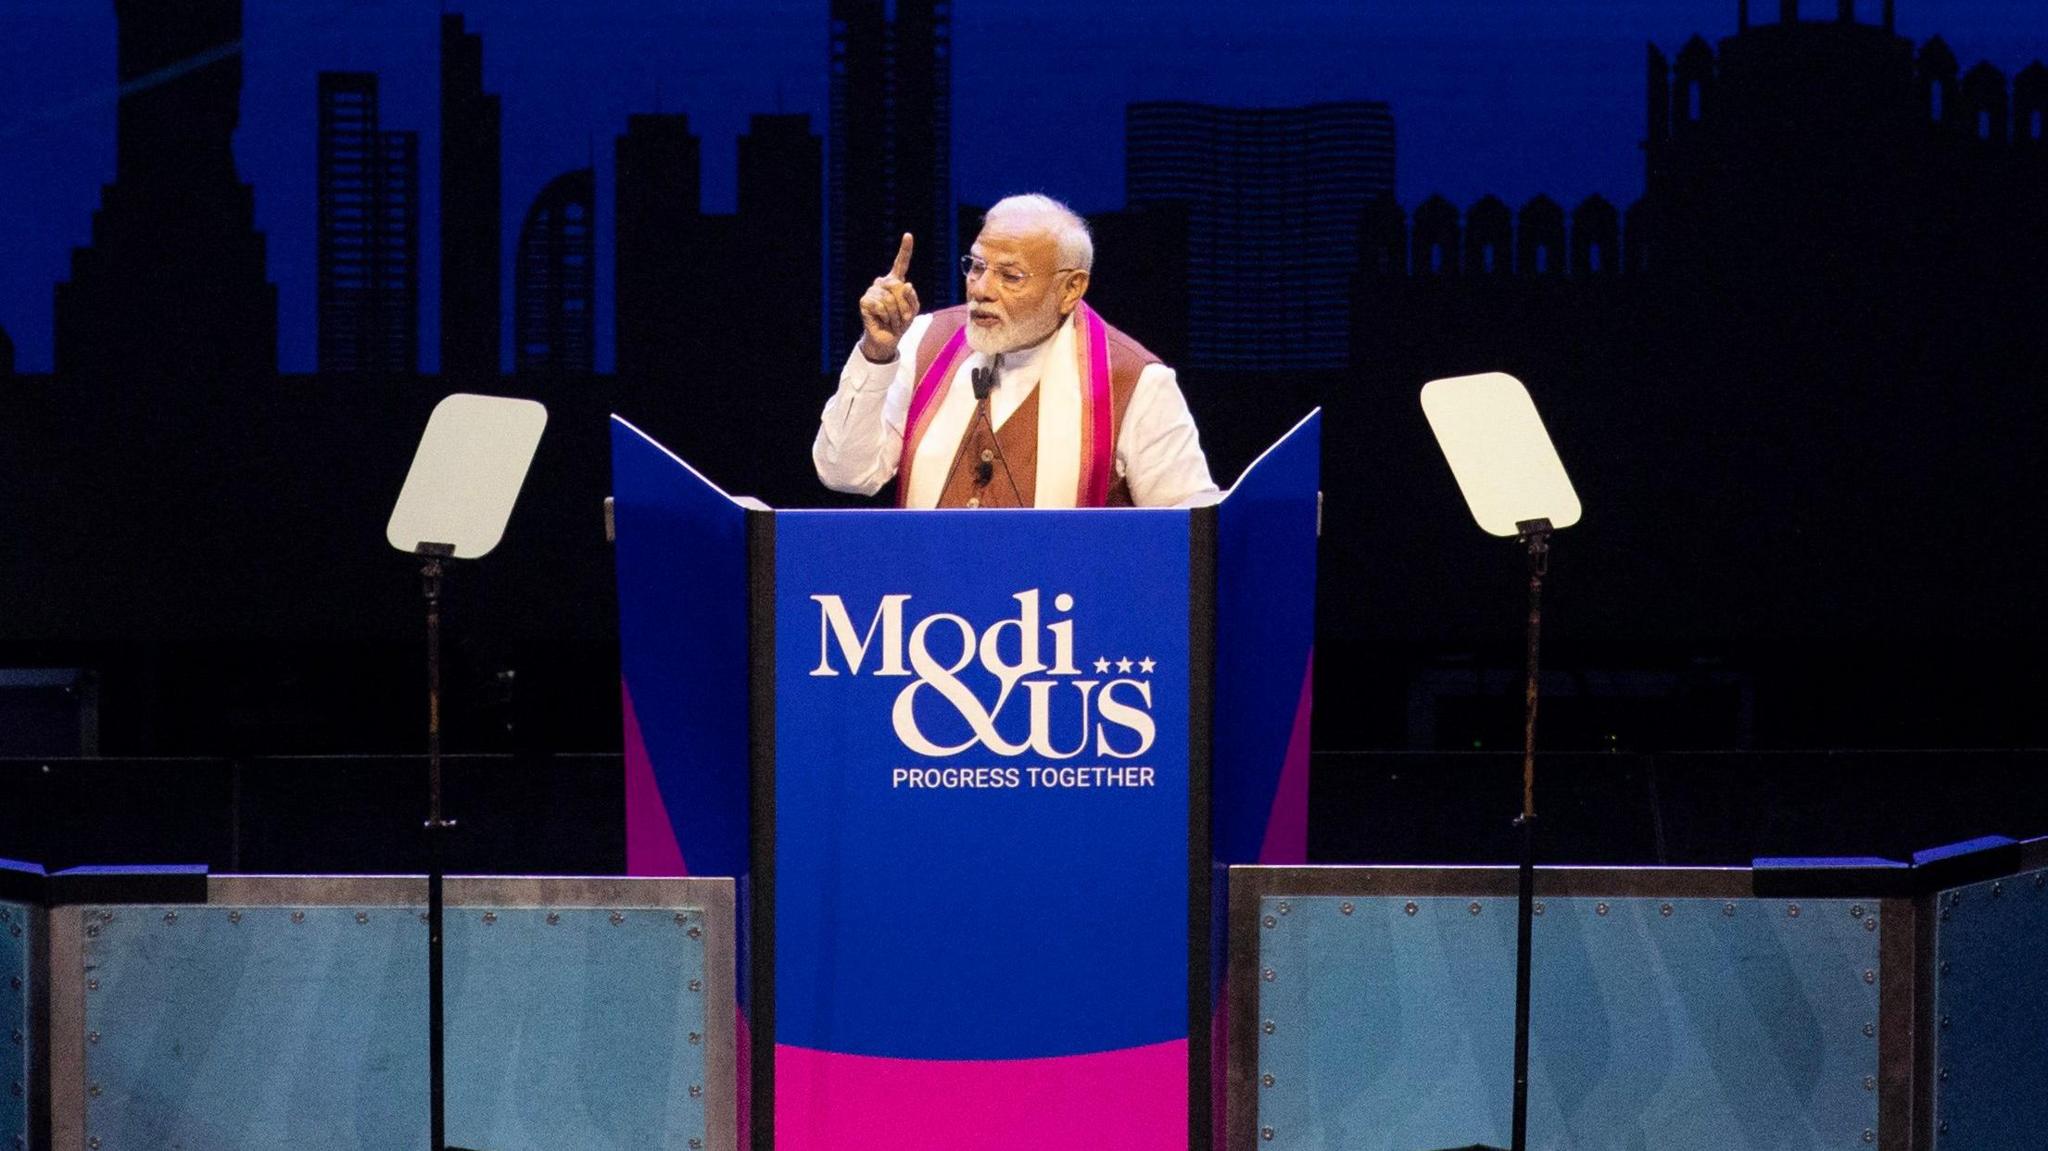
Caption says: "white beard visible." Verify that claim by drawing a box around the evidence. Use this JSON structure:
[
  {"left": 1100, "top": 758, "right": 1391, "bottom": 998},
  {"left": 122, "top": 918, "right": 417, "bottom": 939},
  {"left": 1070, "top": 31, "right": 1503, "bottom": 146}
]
[{"left": 964, "top": 296, "right": 1064, "bottom": 356}]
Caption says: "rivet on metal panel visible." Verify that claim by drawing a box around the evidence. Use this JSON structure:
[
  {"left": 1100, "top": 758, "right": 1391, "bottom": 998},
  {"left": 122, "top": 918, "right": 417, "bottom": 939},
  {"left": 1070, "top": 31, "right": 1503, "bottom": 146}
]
[
  {"left": 546, "top": 912, "right": 560, "bottom": 926},
  {"left": 1277, "top": 901, "right": 1291, "bottom": 915},
  {"left": 1261, "top": 1127, "right": 1275, "bottom": 1141},
  {"left": 1863, "top": 1075, "right": 1876, "bottom": 1092},
  {"left": 2034, "top": 872, "right": 2044, "bottom": 888},
  {"left": 1262, "top": 1073, "right": 1276, "bottom": 1087},
  {"left": 1468, "top": 902, "right": 1483, "bottom": 916},
  {"left": 1940, "top": 909, "right": 1951, "bottom": 922},
  {"left": 688, "top": 926, "right": 702, "bottom": 939},
  {"left": 1939, "top": 1121, "right": 1949, "bottom": 1135},
  {"left": 1340, "top": 901, "right": 1354, "bottom": 915},
  {"left": 1660, "top": 903, "right": 1674, "bottom": 918},
  {"left": 291, "top": 911, "right": 306, "bottom": 925},
  {"left": 482, "top": 912, "right": 498, "bottom": 926},
  {"left": 228, "top": 910, "right": 241, "bottom": 925},
  {"left": 1596, "top": 903, "right": 1609, "bottom": 917},
  {"left": 1850, "top": 905, "right": 1864, "bottom": 919},
  {"left": 99, "top": 911, "right": 112, "bottom": 923},
  {"left": 1862, "top": 969, "right": 1876, "bottom": 985},
  {"left": 1939, "top": 1067, "right": 1949, "bottom": 1082},
  {"left": 690, "top": 1139, "right": 703, "bottom": 1150},
  {"left": 1948, "top": 891, "right": 1961, "bottom": 907},
  {"left": 355, "top": 912, "right": 369, "bottom": 925},
  {"left": 88, "top": 1083, "right": 101, "bottom": 1098},
  {"left": 85, "top": 925, "right": 98, "bottom": 939},
  {"left": 688, "top": 979, "right": 703, "bottom": 993},
  {"left": 690, "top": 1084, "right": 703, "bottom": 1098},
  {"left": 1786, "top": 904, "right": 1801, "bottom": 918},
  {"left": 1863, "top": 1022, "right": 1875, "bottom": 1038},
  {"left": 162, "top": 911, "right": 177, "bottom": 926},
  {"left": 1262, "top": 915, "right": 1277, "bottom": 929},
  {"left": 88, "top": 1137, "right": 99, "bottom": 1150},
  {"left": 1723, "top": 902, "right": 1736, "bottom": 917},
  {"left": 1532, "top": 902, "right": 1545, "bottom": 916},
  {"left": 1940, "top": 1015, "right": 1951, "bottom": 1030},
  {"left": 1940, "top": 961, "right": 1951, "bottom": 975},
  {"left": 1262, "top": 1020, "right": 1276, "bottom": 1035},
  {"left": 87, "top": 1031, "right": 99, "bottom": 1045},
  {"left": 1862, "top": 1129, "right": 1874, "bottom": 1143},
  {"left": 1992, "top": 882, "right": 2003, "bottom": 897},
  {"left": 675, "top": 912, "right": 689, "bottom": 926},
  {"left": 1403, "top": 902, "right": 1418, "bottom": 917},
  {"left": 1864, "top": 918, "right": 1877, "bottom": 932},
  {"left": 85, "top": 978, "right": 97, "bottom": 992},
  {"left": 610, "top": 911, "right": 626, "bottom": 926},
  {"left": 0, "top": 910, "right": 8, "bottom": 922},
  {"left": 1262, "top": 968, "right": 1276, "bottom": 983},
  {"left": 688, "top": 1032, "right": 702, "bottom": 1045}
]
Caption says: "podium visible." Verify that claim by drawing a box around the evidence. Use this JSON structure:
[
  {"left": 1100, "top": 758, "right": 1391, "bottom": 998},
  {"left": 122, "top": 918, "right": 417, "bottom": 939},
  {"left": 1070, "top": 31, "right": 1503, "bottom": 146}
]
[{"left": 611, "top": 411, "right": 1320, "bottom": 1151}]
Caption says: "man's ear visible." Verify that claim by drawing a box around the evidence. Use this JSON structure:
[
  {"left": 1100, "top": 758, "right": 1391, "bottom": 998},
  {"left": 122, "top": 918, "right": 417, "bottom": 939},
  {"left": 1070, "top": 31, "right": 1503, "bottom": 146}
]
[{"left": 1059, "top": 269, "right": 1090, "bottom": 315}]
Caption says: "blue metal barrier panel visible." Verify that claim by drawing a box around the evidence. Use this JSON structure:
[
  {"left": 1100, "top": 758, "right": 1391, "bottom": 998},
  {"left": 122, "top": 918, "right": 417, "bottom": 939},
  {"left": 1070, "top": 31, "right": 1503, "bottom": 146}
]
[
  {"left": 1256, "top": 894, "right": 1880, "bottom": 1150},
  {"left": 81, "top": 904, "right": 429, "bottom": 1150},
  {"left": 444, "top": 906, "right": 710, "bottom": 1149},
  {"left": 75, "top": 899, "right": 714, "bottom": 1150},
  {"left": 2, "top": 899, "right": 27, "bottom": 1149},
  {"left": 1932, "top": 863, "right": 2048, "bottom": 1151}
]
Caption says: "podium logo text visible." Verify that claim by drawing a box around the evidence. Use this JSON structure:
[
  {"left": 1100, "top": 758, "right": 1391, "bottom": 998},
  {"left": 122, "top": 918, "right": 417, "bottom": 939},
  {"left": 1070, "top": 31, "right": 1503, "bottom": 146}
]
[{"left": 809, "top": 590, "right": 1157, "bottom": 760}]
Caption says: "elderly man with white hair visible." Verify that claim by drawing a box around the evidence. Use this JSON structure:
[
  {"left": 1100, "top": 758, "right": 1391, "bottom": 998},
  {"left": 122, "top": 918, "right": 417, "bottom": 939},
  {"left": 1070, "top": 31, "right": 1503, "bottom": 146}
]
[{"left": 813, "top": 194, "right": 1217, "bottom": 508}]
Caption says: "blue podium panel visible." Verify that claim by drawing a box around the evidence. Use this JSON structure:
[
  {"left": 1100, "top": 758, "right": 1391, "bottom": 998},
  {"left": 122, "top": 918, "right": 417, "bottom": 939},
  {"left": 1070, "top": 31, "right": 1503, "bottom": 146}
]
[
  {"left": 1254, "top": 893, "right": 1881, "bottom": 1151},
  {"left": 1932, "top": 858, "right": 2048, "bottom": 1151},
  {"left": 771, "top": 508, "right": 1194, "bottom": 1148},
  {"left": 2, "top": 898, "right": 28, "bottom": 1149}
]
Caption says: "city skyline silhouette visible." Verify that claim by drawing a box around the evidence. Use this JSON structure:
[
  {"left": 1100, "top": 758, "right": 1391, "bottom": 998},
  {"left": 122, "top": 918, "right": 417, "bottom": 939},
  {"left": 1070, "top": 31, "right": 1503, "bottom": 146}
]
[{"left": 4, "top": 1, "right": 2044, "bottom": 374}]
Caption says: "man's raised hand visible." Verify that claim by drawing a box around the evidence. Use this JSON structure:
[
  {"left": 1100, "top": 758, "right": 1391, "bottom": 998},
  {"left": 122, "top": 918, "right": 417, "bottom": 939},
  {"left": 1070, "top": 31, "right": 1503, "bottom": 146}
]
[{"left": 858, "top": 233, "right": 920, "bottom": 363}]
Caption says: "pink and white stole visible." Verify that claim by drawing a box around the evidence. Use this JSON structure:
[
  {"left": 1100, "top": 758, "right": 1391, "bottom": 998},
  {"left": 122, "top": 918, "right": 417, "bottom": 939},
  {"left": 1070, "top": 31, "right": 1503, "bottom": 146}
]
[{"left": 896, "top": 303, "right": 1116, "bottom": 508}]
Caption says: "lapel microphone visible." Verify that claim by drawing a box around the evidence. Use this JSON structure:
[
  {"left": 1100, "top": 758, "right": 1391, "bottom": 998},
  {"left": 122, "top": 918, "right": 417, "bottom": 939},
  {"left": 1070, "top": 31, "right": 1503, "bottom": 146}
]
[
  {"left": 971, "top": 353, "right": 1004, "bottom": 401},
  {"left": 969, "top": 354, "right": 1016, "bottom": 497}
]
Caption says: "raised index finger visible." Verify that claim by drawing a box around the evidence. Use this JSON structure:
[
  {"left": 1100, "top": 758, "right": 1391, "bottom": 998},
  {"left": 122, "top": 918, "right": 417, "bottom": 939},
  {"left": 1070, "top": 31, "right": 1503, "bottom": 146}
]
[{"left": 888, "top": 232, "right": 915, "bottom": 280}]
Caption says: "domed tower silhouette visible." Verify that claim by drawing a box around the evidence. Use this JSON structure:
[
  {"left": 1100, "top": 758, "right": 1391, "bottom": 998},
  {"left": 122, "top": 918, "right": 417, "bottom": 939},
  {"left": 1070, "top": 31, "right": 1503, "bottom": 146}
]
[
  {"left": 1640, "top": 1, "right": 1978, "bottom": 289},
  {"left": 54, "top": 0, "right": 276, "bottom": 382}
]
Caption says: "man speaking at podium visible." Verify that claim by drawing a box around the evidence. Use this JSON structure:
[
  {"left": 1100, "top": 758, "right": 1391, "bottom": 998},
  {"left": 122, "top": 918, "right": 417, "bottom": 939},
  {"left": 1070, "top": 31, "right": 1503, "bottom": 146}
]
[{"left": 813, "top": 194, "right": 1217, "bottom": 508}]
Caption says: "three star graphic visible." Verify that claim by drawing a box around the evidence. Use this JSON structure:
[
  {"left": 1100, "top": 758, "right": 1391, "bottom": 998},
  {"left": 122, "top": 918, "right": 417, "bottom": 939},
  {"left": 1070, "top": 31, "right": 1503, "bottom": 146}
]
[{"left": 1093, "top": 656, "right": 1157, "bottom": 675}]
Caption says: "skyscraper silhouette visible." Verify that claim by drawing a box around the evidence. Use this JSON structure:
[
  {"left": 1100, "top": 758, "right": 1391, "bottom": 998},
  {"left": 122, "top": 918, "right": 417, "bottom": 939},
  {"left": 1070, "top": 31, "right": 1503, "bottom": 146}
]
[
  {"left": 737, "top": 113, "right": 824, "bottom": 373},
  {"left": 515, "top": 169, "right": 596, "bottom": 376},
  {"left": 317, "top": 72, "right": 419, "bottom": 376},
  {"left": 614, "top": 113, "right": 701, "bottom": 381},
  {"left": 1126, "top": 101, "right": 1394, "bottom": 372},
  {"left": 828, "top": 0, "right": 952, "bottom": 360},
  {"left": 440, "top": 13, "right": 502, "bottom": 382},
  {"left": 54, "top": 0, "right": 276, "bottom": 381}
]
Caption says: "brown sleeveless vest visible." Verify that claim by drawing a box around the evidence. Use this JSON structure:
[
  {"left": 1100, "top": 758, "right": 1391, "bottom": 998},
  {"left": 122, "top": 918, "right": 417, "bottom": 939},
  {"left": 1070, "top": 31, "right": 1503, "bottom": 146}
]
[{"left": 913, "top": 305, "right": 1159, "bottom": 508}]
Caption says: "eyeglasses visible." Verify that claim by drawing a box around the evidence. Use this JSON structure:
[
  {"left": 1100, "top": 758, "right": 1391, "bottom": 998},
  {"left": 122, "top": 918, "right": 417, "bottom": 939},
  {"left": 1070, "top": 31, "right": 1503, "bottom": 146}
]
[{"left": 959, "top": 255, "right": 1079, "bottom": 290}]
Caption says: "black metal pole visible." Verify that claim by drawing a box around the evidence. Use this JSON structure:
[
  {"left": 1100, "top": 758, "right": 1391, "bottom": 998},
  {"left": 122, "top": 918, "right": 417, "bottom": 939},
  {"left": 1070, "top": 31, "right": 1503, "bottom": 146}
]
[
  {"left": 1509, "top": 520, "right": 1550, "bottom": 1151},
  {"left": 419, "top": 545, "right": 456, "bottom": 1151}
]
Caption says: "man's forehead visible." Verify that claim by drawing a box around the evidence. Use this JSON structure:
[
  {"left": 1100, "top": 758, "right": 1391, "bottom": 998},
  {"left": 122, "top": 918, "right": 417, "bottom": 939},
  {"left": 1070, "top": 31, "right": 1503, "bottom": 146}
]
[{"left": 972, "top": 223, "right": 1057, "bottom": 265}]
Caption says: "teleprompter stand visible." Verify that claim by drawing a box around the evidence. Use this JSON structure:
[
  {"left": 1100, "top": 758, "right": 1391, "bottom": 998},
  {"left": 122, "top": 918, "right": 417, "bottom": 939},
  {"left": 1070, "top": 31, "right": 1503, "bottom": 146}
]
[
  {"left": 386, "top": 394, "right": 547, "bottom": 1151},
  {"left": 1419, "top": 373, "right": 1581, "bottom": 1151}
]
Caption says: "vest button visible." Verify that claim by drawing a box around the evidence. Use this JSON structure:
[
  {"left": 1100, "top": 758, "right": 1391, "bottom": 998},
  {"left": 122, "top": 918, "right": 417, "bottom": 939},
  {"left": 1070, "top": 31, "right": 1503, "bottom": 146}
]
[
  {"left": 979, "top": 448, "right": 994, "bottom": 463},
  {"left": 966, "top": 497, "right": 981, "bottom": 509}
]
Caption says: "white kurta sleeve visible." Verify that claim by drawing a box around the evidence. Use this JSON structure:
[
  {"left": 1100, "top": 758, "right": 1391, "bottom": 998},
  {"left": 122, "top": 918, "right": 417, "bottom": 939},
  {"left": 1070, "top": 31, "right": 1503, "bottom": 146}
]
[
  {"left": 1117, "top": 363, "right": 1219, "bottom": 508},
  {"left": 812, "top": 315, "right": 932, "bottom": 497}
]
